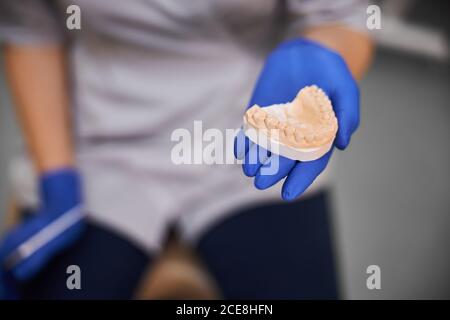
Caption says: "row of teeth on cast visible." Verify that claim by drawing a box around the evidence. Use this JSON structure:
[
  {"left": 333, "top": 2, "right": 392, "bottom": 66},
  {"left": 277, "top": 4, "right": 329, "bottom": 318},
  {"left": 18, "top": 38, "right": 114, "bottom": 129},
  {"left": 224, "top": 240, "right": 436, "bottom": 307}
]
[{"left": 244, "top": 86, "right": 338, "bottom": 148}]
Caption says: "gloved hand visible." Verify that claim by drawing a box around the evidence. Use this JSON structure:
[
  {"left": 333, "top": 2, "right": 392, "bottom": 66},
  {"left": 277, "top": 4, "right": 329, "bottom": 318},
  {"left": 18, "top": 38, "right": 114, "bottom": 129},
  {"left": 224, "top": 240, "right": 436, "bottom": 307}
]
[
  {"left": 0, "top": 168, "right": 85, "bottom": 299},
  {"left": 235, "top": 38, "right": 360, "bottom": 200}
]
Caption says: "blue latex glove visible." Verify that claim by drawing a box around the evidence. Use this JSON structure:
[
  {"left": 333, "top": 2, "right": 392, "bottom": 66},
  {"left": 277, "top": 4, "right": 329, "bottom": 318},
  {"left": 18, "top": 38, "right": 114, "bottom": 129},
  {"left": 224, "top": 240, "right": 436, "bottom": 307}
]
[
  {"left": 235, "top": 38, "right": 360, "bottom": 200},
  {"left": 0, "top": 168, "right": 85, "bottom": 299}
]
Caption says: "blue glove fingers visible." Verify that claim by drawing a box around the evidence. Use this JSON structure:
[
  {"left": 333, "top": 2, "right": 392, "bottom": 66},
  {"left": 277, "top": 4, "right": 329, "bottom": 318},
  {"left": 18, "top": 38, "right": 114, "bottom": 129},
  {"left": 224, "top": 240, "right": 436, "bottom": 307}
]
[
  {"left": 234, "top": 129, "right": 254, "bottom": 160},
  {"left": 0, "top": 212, "right": 52, "bottom": 261},
  {"left": 242, "top": 144, "right": 270, "bottom": 177},
  {"left": 0, "top": 207, "right": 85, "bottom": 281},
  {"left": 0, "top": 168, "right": 84, "bottom": 282},
  {"left": 13, "top": 219, "right": 85, "bottom": 280},
  {"left": 332, "top": 81, "right": 360, "bottom": 150},
  {"left": 281, "top": 150, "right": 333, "bottom": 201},
  {"left": 254, "top": 155, "right": 296, "bottom": 190}
]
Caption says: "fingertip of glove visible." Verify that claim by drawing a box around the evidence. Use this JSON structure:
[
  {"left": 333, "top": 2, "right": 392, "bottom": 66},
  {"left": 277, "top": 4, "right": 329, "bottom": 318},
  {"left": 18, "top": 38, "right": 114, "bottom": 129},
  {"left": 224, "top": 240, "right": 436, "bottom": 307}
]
[
  {"left": 335, "top": 132, "right": 351, "bottom": 150},
  {"left": 335, "top": 141, "right": 348, "bottom": 150},
  {"left": 242, "top": 164, "right": 254, "bottom": 177},
  {"left": 282, "top": 190, "right": 295, "bottom": 201},
  {"left": 254, "top": 177, "right": 270, "bottom": 190},
  {"left": 335, "top": 140, "right": 350, "bottom": 150}
]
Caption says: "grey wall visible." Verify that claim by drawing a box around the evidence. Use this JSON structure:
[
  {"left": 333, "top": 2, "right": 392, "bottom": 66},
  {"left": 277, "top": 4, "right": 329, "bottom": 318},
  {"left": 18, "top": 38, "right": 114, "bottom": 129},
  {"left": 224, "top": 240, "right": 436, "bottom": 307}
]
[
  {"left": 0, "top": 49, "right": 449, "bottom": 299},
  {"left": 332, "top": 50, "right": 450, "bottom": 299}
]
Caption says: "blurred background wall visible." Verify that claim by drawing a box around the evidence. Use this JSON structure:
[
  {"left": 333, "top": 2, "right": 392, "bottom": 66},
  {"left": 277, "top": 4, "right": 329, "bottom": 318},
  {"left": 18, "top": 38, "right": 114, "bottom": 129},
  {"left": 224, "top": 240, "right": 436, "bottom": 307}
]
[
  {"left": 331, "top": 0, "right": 450, "bottom": 299},
  {"left": 333, "top": 50, "right": 450, "bottom": 299},
  {"left": 0, "top": 0, "right": 449, "bottom": 299}
]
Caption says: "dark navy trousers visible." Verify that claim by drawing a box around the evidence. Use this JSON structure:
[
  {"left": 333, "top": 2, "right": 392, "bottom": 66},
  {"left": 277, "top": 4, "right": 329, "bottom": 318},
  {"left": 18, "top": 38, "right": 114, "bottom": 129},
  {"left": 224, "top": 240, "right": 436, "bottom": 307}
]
[{"left": 18, "top": 191, "right": 338, "bottom": 299}]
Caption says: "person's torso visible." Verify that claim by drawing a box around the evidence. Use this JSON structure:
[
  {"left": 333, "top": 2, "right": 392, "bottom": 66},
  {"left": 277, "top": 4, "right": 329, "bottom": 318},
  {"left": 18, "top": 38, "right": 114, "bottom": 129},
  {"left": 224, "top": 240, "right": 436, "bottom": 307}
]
[{"left": 53, "top": 0, "right": 287, "bottom": 140}]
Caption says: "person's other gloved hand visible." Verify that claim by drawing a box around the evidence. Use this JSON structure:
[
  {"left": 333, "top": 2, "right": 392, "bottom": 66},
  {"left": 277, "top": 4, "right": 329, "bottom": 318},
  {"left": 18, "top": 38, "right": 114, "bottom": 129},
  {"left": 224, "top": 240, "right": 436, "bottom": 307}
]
[
  {"left": 0, "top": 168, "right": 85, "bottom": 299},
  {"left": 235, "top": 38, "right": 360, "bottom": 200}
]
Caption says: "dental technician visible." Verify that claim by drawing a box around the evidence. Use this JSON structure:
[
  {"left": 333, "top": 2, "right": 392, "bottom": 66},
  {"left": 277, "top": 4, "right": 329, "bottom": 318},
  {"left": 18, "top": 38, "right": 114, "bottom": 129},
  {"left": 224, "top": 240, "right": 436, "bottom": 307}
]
[{"left": 0, "top": 0, "right": 373, "bottom": 299}]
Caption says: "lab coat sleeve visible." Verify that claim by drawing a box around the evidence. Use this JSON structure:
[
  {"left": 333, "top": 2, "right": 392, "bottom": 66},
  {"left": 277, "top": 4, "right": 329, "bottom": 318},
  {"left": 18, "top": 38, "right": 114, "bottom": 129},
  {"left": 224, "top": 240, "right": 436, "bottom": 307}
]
[
  {"left": 0, "top": 0, "right": 64, "bottom": 44},
  {"left": 286, "top": 0, "right": 370, "bottom": 34}
]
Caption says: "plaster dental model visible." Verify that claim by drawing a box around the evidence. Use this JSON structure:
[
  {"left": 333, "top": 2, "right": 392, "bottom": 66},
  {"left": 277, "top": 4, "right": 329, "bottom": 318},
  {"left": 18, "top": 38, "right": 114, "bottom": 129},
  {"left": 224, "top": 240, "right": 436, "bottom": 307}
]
[{"left": 243, "top": 85, "right": 338, "bottom": 162}]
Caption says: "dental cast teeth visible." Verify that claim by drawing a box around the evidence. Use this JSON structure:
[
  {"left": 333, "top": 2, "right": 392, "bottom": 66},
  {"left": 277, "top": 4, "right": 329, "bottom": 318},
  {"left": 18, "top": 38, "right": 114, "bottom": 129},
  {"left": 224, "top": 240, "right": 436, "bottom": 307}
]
[{"left": 242, "top": 85, "right": 338, "bottom": 162}]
